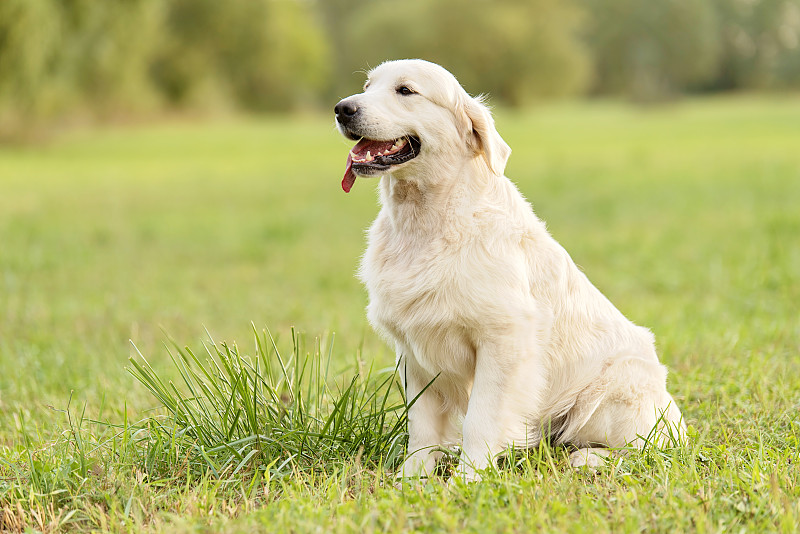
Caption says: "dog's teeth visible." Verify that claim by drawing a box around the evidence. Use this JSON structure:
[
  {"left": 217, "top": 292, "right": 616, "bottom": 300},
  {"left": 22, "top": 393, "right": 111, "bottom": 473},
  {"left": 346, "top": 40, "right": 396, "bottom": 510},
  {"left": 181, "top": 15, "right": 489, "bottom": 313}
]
[
  {"left": 366, "top": 151, "right": 373, "bottom": 162},
  {"left": 396, "top": 138, "right": 406, "bottom": 148}
]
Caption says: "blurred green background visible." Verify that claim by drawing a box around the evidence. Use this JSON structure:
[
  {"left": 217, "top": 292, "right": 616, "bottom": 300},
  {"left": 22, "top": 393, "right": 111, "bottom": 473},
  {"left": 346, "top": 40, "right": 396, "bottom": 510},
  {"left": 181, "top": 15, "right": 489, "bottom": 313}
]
[
  {"left": 2, "top": 0, "right": 800, "bottom": 136},
  {"left": 0, "top": 0, "right": 798, "bottom": 389},
  {"left": 1, "top": 0, "right": 798, "bottom": 399},
  {"left": 1, "top": 3, "right": 799, "bottom": 529}
]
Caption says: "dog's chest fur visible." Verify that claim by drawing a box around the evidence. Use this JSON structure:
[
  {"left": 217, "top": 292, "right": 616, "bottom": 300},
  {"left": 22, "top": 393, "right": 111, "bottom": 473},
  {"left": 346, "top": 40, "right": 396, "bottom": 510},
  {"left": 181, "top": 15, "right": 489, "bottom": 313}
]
[
  {"left": 358, "top": 182, "right": 535, "bottom": 382},
  {"left": 361, "top": 219, "right": 470, "bottom": 375}
]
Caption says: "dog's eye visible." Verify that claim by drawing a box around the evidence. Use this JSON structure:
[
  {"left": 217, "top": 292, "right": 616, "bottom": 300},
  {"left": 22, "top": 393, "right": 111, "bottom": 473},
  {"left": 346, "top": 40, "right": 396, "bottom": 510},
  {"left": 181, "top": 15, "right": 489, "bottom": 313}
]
[{"left": 396, "top": 86, "right": 415, "bottom": 96}]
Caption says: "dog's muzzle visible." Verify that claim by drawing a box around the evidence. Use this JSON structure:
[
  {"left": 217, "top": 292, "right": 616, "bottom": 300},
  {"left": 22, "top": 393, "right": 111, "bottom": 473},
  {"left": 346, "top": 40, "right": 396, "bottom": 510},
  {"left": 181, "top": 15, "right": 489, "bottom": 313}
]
[{"left": 334, "top": 96, "right": 421, "bottom": 193}]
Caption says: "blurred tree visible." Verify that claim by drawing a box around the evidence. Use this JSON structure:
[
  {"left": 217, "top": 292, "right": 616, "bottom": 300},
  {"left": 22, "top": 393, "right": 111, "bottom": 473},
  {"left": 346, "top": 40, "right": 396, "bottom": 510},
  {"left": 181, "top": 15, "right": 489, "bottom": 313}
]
[
  {"left": 3, "top": 0, "right": 800, "bottom": 134},
  {"left": 316, "top": 0, "right": 367, "bottom": 100},
  {"left": 323, "top": 0, "right": 589, "bottom": 104},
  {"left": 152, "top": 0, "right": 329, "bottom": 111},
  {"left": 59, "top": 0, "right": 164, "bottom": 114},
  {"left": 0, "top": 0, "right": 63, "bottom": 121},
  {"left": 581, "top": 0, "right": 720, "bottom": 100},
  {"left": 710, "top": 0, "right": 800, "bottom": 90},
  {"left": 0, "top": 0, "right": 163, "bottom": 132}
]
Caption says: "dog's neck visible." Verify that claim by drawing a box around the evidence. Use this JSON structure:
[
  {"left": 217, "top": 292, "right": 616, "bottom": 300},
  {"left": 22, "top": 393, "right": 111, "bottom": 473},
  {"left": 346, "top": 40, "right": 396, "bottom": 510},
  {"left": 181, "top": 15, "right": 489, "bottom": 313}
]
[
  {"left": 388, "top": 178, "right": 424, "bottom": 205},
  {"left": 378, "top": 156, "right": 491, "bottom": 236}
]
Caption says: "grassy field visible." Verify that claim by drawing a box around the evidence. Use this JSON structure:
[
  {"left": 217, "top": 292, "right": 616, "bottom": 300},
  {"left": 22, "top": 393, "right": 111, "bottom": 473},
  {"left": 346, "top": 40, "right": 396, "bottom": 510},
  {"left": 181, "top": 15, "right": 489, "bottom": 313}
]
[{"left": 1, "top": 96, "right": 799, "bottom": 532}]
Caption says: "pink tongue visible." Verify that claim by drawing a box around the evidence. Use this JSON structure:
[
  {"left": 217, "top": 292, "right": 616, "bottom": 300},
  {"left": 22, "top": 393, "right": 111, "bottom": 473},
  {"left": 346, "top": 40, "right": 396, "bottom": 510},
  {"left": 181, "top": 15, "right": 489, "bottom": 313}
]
[
  {"left": 341, "top": 138, "right": 397, "bottom": 193},
  {"left": 342, "top": 153, "right": 356, "bottom": 193}
]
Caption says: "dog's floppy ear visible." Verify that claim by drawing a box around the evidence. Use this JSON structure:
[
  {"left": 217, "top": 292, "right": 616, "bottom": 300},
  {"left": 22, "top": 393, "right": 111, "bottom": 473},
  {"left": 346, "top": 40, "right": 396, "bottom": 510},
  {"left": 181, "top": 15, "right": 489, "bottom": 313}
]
[{"left": 461, "top": 95, "right": 511, "bottom": 176}]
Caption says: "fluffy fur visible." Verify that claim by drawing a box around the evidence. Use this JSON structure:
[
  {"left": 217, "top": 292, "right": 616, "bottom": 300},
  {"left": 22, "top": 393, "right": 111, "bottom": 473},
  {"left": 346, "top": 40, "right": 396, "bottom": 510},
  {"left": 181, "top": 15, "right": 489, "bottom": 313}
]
[{"left": 335, "top": 59, "right": 685, "bottom": 481}]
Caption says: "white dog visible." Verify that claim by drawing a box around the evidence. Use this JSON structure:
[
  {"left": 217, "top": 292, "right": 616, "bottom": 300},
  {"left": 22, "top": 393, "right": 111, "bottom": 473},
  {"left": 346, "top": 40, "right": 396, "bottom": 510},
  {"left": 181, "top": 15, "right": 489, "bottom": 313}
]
[{"left": 334, "top": 59, "right": 685, "bottom": 481}]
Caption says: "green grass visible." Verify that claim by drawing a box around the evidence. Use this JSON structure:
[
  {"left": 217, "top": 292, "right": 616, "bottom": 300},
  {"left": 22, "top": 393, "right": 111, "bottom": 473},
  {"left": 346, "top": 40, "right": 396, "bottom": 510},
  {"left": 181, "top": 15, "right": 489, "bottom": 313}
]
[
  {"left": 1, "top": 96, "right": 799, "bottom": 532},
  {"left": 127, "top": 327, "right": 412, "bottom": 480}
]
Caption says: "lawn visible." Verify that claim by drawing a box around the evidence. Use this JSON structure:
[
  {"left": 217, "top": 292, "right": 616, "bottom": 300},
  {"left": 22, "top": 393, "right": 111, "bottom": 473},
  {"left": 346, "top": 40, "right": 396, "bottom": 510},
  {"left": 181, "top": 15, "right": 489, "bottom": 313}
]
[{"left": 1, "top": 96, "right": 799, "bottom": 532}]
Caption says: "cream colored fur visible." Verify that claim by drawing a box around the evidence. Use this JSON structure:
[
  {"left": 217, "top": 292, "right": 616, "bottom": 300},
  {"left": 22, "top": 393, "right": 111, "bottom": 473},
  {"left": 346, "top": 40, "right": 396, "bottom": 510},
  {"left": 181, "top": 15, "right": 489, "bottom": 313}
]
[{"left": 335, "top": 59, "right": 685, "bottom": 482}]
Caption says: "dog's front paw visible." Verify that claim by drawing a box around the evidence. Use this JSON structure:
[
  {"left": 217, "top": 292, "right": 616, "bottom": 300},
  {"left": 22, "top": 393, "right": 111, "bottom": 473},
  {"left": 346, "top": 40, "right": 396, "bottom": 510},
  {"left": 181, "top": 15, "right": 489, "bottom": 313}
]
[
  {"left": 391, "top": 449, "right": 440, "bottom": 488},
  {"left": 569, "top": 448, "right": 611, "bottom": 469},
  {"left": 392, "top": 473, "right": 427, "bottom": 490},
  {"left": 448, "top": 464, "right": 482, "bottom": 487}
]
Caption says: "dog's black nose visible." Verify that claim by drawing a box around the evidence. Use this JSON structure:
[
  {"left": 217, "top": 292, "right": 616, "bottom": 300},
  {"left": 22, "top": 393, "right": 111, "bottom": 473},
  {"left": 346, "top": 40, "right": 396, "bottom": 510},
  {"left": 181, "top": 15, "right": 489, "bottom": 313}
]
[{"left": 334, "top": 100, "right": 358, "bottom": 125}]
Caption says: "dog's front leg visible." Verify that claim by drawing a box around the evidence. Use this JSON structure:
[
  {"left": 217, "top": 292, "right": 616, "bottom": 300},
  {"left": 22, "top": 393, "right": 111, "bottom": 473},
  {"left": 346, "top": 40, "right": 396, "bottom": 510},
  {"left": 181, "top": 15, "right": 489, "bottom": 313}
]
[
  {"left": 397, "top": 350, "right": 451, "bottom": 480},
  {"left": 456, "top": 332, "right": 545, "bottom": 482}
]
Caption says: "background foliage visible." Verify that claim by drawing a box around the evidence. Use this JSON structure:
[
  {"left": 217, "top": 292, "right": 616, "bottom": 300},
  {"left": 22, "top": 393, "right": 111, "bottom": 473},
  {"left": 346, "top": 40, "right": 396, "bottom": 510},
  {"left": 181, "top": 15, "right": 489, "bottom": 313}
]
[{"left": 1, "top": 0, "right": 800, "bottom": 133}]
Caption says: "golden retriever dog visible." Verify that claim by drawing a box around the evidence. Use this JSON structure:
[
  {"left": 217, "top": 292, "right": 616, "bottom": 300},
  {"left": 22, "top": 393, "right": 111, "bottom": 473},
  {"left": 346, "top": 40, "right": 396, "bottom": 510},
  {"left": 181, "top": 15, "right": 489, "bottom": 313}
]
[{"left": 334, "top": 59, "right": 685, "bottom": 482}]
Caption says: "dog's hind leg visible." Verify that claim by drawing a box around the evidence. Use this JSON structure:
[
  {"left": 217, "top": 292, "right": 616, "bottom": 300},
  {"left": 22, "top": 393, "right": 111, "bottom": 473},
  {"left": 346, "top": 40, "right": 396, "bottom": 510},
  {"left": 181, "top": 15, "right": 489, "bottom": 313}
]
[{"left": 567, "top": 355, "right": 686, "bottom": 466}]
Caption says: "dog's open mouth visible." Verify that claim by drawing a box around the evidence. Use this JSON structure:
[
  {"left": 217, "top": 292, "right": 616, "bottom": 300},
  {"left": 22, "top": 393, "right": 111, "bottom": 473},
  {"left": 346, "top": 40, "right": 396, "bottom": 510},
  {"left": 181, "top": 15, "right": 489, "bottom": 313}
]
[{"left": 342, "top": 136, "right": 421, "bottom": 192}]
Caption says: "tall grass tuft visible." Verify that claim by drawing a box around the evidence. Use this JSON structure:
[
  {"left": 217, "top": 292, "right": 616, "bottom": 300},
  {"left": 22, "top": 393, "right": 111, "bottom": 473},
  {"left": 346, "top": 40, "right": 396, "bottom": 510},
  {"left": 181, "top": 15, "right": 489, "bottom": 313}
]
[{"left": 127, "top": 326, "right": 410, "bottom": 482}]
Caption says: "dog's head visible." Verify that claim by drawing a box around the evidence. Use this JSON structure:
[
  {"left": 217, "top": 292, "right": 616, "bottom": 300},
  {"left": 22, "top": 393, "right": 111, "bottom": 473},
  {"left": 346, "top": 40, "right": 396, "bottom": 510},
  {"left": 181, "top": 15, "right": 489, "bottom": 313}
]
[{"left": 335, "top": 59, "right": 511, "bottom": 192}]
